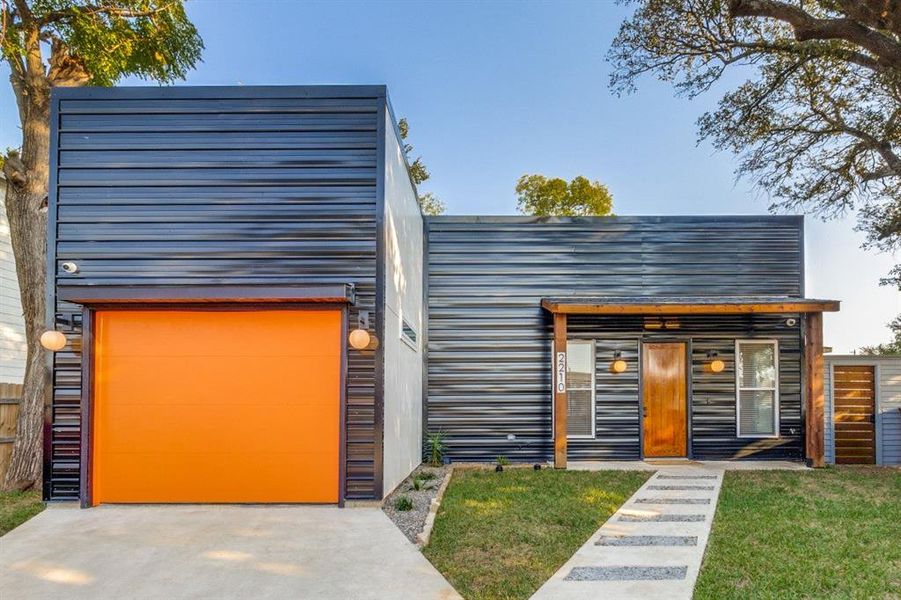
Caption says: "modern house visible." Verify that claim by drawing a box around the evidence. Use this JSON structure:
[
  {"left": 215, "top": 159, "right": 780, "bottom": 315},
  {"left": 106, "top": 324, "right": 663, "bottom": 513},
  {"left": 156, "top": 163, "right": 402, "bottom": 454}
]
[
  {"left": 825, "top": 354, "right": 900, "bottom": 465},
  {"left": 44, "top": 85, "right": 839, "bottom": 507}
]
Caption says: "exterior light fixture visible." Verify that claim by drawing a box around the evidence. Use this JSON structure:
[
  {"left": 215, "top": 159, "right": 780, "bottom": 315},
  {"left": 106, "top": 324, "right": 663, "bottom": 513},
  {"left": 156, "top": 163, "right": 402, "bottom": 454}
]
[
  {"left": 40, "top": 330, "right": 68, "bottom": 352},
  {"left": 707, "top": 351, "right": 725, "bottom": 373},
  {"left": 611, "top": 351, "right": 627, "bottom": 374},
  {"left": 348, "top": 328, "right": 371, "bottom": 350}
]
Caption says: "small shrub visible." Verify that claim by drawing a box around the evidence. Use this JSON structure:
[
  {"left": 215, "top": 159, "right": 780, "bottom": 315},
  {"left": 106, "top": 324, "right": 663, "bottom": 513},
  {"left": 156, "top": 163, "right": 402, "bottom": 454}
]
[
  {"left": 411, "top": 478, "right": 424, "bottom": 491},
  {"left": 496, "top": 455, "right": 510, "bottom": 466},
  {"left": 418, "top": 470, "right": 438, "bottom": 481},
  {"left": 394, "top": 496, "right": 413, "bottom": 511},
  {"left": 427, "top": 431, "right": 447, "bottom": 467}
]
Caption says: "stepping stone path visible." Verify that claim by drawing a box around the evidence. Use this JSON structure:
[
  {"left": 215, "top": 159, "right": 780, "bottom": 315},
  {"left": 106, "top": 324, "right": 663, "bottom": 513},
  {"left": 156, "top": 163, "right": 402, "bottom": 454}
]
[{"left": 530, "top": 467, "right": 724, "bottom": 600}]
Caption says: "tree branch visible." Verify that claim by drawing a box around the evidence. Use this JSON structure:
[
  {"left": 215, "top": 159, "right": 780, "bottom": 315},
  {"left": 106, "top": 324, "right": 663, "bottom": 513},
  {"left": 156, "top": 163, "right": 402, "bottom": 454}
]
[
  {"left": 808, "top": 103, "right": 901, "bottom": 177},
  {"left": 729, "top": 0, "right": 901, "bottom": 69},
  {"left": 12, "top": 0, "right": 31, "bottom": 25},
  {"left": 836, "top": 0, "right": 901, "bottom": 37},
  {"left": 38, "top": 1, "right": 177, "bottom": 26}
]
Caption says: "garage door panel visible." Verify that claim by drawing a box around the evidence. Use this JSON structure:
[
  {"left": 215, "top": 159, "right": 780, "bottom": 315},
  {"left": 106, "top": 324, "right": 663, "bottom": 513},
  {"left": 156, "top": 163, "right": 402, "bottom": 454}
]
[
  {"left": 93, "top": 309, "right": 342, "bottom": 504},
  {"left": 94, "top": 450, "right": 340, "bottom": 504},
  {"left": 97, "top": 310, "right": 340, "bottom": 358},
  {"left": 97, "top": 356, "right": 339, "bottom": 407},
  {"left": 97, "top": 402, "right": 339, "bottom": 455}
]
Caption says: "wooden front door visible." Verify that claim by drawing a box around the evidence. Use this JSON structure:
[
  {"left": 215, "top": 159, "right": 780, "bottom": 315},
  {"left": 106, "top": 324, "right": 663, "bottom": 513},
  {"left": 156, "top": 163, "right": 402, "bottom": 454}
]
[
  {"left": 642, "top": 343, "right": 688, "bottom": 458},
  {"left": 833, "top": 365, "right": 876, "bottom": 464}
]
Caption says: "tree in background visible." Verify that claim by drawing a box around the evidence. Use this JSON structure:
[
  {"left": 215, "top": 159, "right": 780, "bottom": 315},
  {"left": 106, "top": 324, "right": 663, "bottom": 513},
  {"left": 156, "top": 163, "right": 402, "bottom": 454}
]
[
  {"left": 860, "top": 316, "right": 901, "bottom": 355},
  {"left": 608, "top": 0, "right": 901, "bottom": 337},
  {"left": 398, "top": 117, "right": 445, "bottom": 215},
  {"left": 0, "top": 0, "right": 202, "bottom": 491},
  {"left": 515, "top": 174, "right": 613, "bottom": 217}
]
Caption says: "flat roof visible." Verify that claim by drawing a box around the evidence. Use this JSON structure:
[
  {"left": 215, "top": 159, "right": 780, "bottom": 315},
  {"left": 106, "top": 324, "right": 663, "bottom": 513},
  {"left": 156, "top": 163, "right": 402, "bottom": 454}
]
[
  {"left": 541, "top": 296, "right": 840, "bottom": 315},
  {"left": 826, "top": 354, "right": 901, "bottom": 361}
]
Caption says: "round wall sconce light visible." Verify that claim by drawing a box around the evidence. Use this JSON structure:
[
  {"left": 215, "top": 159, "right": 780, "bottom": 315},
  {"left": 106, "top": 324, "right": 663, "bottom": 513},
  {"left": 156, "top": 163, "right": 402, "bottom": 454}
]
[
  {"left": 707, "top": 351, "right": 725, "bottom": 373},
  {"left": 348, "top": 328, "right": 372, "bottom": 350},
  {"left": 610, "top": 351, "right": 627, "bottom": 374},
  {"left": 61, "top": 261, "right": 79, "bottom": 274},
  {"left": 40, "top": 330, "right": 68, "bottom": 352}
]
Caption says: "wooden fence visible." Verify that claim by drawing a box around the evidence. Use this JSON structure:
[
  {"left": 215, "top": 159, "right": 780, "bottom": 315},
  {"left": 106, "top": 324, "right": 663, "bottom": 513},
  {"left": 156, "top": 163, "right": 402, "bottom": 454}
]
[{"left": 0, "top": 383, "right": 22, "bottom": 481}]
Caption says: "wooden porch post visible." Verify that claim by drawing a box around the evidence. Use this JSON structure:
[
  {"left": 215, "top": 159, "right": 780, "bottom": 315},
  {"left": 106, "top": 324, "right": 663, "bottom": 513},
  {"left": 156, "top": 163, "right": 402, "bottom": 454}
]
[
  {"left": 804, "top": 312, "right": 825, "bottom": 467},
  {"left": 553, "top": 313, "right": 567, "bottom": 469}
]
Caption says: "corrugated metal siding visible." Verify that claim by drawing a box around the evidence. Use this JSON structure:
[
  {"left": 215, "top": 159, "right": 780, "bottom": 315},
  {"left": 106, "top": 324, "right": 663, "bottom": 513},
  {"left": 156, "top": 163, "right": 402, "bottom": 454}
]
[
  {"left": 47, "top": 86, "right": 385, "bottom": 500},
  {"left": 825, "top": 361, "right": 835, "bottom": 464},
  {"left": 425, "top": 216, "right": 804, "bottom": 462},
  {"left": 825, "top": 356, "right": 901, "bottom": 465},
  {"left": 881, "top": 360, "right": 901, "bottom": 465}
]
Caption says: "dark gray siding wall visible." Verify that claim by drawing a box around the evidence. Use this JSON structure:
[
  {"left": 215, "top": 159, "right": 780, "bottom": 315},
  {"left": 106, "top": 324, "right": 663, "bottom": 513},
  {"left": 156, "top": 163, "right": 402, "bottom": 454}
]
[
  {"left": 425, "top": 216, "right": 804, "bottom": 462},
  {"left": 47, "top": 86, "right": 385, "bottom": 500}
]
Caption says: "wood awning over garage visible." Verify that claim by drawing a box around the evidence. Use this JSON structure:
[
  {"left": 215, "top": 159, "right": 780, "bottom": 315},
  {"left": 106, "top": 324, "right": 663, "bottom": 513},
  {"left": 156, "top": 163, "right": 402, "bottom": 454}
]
[
  {"left": 540, "top": 296, "right": 840, "bottom": 315},
  {"left": 541, "top": 296, "right": 839, "bottom": 471}
]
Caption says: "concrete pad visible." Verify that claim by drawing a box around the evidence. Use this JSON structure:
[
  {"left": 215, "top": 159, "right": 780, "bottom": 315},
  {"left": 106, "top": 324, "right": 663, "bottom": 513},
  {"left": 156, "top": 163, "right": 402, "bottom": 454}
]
[{"left": 0, "top": 505, "right": 461, "bottom": 600}]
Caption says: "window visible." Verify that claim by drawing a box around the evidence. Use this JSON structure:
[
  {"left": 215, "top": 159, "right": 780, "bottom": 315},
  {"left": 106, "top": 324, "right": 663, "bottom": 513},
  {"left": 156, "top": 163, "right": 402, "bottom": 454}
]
[
  {"left": 400, "top": 317, "right": 417, "bottom": 349},
  {"left": 566, "top": 340, "right": 595, "bottom": 438},
  {"left": 736, "top": 340, "right": 779, "bottom": 438}
]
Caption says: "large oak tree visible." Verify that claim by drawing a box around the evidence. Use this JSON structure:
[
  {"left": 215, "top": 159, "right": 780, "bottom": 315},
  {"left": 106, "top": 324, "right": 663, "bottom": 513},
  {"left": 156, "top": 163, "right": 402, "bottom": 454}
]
[
  {"left": 1, "top": 0, "right": 202, "bottom": 491},
  {"left": 609, "top": 0, "right": 901, "bottom": 301}
]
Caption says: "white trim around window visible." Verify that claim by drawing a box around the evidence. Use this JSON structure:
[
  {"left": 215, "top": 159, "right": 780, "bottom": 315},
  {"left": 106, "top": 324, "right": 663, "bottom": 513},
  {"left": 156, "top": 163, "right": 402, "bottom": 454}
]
[
  {"left": 398, "top": 308, "right": 418, "bottom": 351},
  {"left": 735, "top": 339, "right": 780, "bottom": 439}
]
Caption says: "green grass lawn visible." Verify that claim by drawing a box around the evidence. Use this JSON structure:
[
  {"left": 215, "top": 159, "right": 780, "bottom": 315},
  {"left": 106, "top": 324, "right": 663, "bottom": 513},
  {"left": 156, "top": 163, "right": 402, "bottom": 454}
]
[
  {"left": 695, "top": 467, "right": 901, "bottom": 600},
  {"left": 0, "top": 490, "right": 44, "bottom": 536},
  {"left": 423, "top": 467, "right": 649, "bottom": 600}
]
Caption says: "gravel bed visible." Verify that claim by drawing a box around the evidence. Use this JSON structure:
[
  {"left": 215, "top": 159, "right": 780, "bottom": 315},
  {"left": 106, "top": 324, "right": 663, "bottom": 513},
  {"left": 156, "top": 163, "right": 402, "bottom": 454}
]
[
  {"left": 565, "top": 566, "right": 688, "bottom": 581},
  {"left": 382, "top": 464, "right": 451, "bottom": 543},
  {"left": 618, "top": 513, "right": 706, "bottom": 522}
]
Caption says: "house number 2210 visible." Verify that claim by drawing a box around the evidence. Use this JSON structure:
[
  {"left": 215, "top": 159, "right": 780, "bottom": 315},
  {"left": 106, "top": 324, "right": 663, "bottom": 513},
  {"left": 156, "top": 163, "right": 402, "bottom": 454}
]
[{"left": 555, "top": 352, "right": 566, "bottom": 393}]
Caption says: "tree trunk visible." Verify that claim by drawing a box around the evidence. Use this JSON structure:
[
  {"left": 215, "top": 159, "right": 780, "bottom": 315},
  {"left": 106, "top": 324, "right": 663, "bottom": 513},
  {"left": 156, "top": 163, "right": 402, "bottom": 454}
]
[{"left": 3, "top": 104, "right": 51, "bottom": 492}]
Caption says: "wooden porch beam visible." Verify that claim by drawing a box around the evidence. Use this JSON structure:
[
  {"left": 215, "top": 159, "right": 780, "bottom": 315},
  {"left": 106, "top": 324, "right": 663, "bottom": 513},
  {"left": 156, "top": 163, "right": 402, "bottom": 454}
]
[
  {"left": 541, "top": 299, "right": 840, "bottom": 315},
  {"left": 804, "top": 312, "right": 826, "bottom": 468},
  {"left": 553, "top": 313, "right": 567, "bottom": 469}
]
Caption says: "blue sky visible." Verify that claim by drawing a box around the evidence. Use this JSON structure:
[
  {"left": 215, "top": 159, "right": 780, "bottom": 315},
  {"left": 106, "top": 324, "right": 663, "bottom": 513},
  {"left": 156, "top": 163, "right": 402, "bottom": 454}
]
[{"left": 1, "top": 0, "right": 898, "bottom": 351}]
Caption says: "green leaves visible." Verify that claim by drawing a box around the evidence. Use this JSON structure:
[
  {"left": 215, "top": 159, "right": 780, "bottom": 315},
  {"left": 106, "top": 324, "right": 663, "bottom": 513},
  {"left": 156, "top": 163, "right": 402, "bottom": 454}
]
[
  {"left": 29, "top": 0, "right": 203, "bottom": 86},
  {"left": 515, "top": 174, "right": 614, "bottom": 217},
  {"left": 609, "top": 1, "right": 901, "bottom": 326},
  {"left": 418, "top": 192, "right": 446, "bottom": 216}
]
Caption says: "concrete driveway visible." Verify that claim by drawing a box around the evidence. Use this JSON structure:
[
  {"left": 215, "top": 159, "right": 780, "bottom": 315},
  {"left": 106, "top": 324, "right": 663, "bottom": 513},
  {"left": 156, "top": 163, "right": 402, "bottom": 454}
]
[{"left": 1, "top": 505, "right": 461, "bottom": 600}]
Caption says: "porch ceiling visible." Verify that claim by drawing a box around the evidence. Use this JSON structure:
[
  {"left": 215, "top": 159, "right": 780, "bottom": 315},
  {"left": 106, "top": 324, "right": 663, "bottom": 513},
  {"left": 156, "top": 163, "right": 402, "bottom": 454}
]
[{"left": 540, "top": 296, "right": 840, "bottom": 315}]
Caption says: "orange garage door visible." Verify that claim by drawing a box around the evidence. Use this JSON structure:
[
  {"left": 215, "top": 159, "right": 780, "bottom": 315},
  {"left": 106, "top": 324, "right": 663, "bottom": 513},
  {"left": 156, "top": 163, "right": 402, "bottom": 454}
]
[{"left": 92, "top": 309, "right": 341, "bottom": 504}]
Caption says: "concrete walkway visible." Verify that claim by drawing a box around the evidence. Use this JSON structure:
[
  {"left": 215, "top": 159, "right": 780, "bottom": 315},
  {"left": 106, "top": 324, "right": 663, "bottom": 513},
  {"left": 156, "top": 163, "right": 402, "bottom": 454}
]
[
  {"left": 1, "top": 504, "right": 461, "bottom": 600},
  {"left": 531, "top": 466, "right": 725, "bottom": 600}
]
